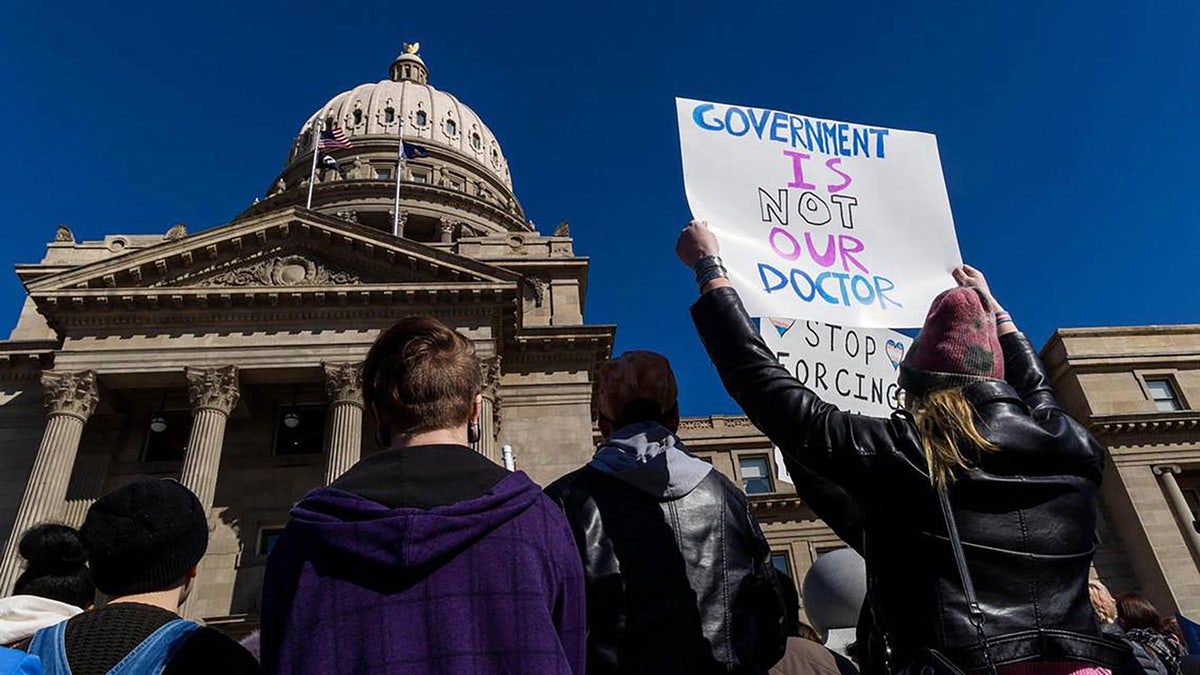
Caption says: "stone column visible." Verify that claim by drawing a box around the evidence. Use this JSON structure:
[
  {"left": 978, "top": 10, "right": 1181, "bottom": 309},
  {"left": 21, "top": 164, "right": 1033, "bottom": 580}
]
[
  {"left": 323, "top": 362, "right": 364, "bottom": 484},
  {"left": 439, "top": 217, "right": 455, "bottom": 243},
  {"left": 0, "top": 371, "right": 99, "bottom": 594},
  {"left": 1154, "top": 464, "right": 1200, "bottom": 569},
  {"left": 473, "top": 356, "right": 501, "bottom": 463},
  {"left": 180, "top": 366, "right": 240, "bottom": 511},
  {"left": 388, "top": 210, "right": 407, "bottom": 238}
]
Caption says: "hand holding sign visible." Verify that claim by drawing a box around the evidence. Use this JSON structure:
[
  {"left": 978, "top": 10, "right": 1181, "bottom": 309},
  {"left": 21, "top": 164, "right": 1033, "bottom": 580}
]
[{"left": 675, "top": 220, "right": 720, "bottom": 268}]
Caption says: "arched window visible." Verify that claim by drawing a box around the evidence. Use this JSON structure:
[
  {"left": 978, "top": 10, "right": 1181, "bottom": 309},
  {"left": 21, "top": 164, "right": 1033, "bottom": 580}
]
[
  {"left": 353, "top": 109, "right": 363, "bottom": 126},
  {"left": 416, "top": 110, "right": 428, "bottom": 127},
  {"left": 384, "top": 107, "right": 395, "bottom": 124},
  {"left": 491, "top": 148, "right": 499, "bottom": 164},
  {"left": 325, "top": 116, "right": 334, "bottom": 129},
  {"left": 445, "top": 119, "right": 457, "bottom": 136},
  {"left": 471, "top": 132, "right": 482, "bottom": 150}
]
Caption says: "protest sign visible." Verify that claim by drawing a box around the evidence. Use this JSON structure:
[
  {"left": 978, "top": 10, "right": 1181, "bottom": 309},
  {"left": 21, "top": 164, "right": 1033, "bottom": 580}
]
[
  {"left": 677, "top": 97, "right": 962, "bottom": 328},
  {"left": 758, "top": 318, "right": 913, "bottom": 484}
]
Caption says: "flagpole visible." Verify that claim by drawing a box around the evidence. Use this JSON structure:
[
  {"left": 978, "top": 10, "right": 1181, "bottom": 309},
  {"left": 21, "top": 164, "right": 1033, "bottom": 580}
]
[
  {"left": 306, "top": 121, "right": 322, "bottom": 209},
  {"left": 393, "top": 120, "right": 405, "bottom": 237}
]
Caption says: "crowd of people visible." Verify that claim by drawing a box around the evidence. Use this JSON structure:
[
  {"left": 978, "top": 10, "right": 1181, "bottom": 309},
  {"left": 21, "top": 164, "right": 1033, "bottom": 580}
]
[{"left": 0, "top": 220, "right": 1193, "bottom": 674}]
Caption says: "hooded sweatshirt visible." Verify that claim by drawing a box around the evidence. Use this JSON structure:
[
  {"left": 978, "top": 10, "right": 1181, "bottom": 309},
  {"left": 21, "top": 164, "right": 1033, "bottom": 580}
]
[
  {"left": 260, "top": 444, "right": 586, "bottom": 675},
  {"left": 588, "top": 421, "right": 712, "bottom": 498},
  {"left": 0, "top": 595, "right": 80, "bottom": 646}
]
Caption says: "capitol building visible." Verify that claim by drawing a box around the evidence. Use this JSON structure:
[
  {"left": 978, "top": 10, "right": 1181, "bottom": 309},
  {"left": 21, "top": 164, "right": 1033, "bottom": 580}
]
[{"left": 1, "top": 45, "right": 1198, "bottom": 630}]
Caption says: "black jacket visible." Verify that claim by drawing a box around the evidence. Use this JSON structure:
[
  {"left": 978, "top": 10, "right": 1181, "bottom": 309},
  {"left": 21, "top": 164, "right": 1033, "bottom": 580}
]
[
  {"left": 691, "top": 286, "right": 1129, "bottom": 672},
  {"left": 546, "top": 465, "right": 787, "bottom": 674}
]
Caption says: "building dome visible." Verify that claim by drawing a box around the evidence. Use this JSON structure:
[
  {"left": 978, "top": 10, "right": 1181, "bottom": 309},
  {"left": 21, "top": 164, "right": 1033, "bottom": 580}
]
[{"left": 286, "top": 45, "right": 513, "bottom": 190}]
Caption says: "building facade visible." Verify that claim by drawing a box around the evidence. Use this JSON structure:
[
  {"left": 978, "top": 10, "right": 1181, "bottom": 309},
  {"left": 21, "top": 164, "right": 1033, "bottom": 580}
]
[
  {"left": 1041, "top": 325, "right": 1200, "bottom": 618},
  {"left": 0, "top": 47, "right": 615, "bottom": 621},
  {"left": 0, "top": 44, "right": 1196, "bottom": 630}
]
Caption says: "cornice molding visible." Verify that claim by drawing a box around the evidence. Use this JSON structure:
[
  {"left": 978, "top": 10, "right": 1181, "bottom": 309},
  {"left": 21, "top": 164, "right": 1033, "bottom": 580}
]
[{"left": 1089, "top": 411, "right": 1200, "bottom": 435}]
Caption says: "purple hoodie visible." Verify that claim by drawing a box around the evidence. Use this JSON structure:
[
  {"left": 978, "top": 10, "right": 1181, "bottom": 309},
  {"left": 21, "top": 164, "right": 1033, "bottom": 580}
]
[{"left": 260, "top": 471, "right": 585, "bottom": 674}]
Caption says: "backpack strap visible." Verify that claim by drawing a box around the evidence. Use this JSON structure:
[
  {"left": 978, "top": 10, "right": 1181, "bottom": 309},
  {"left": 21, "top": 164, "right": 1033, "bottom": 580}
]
[
  {"left": 107, "top": 619, "right": 200, "bottom": 675},
  {"left": 27, "top": 620, "right": 70, "bottom": 675}
]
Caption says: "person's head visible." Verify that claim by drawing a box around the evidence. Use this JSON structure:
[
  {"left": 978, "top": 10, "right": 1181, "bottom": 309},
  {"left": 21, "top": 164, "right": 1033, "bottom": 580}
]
[
  {"left": 80, "top": 479, "right": 208, "bottom": 605},
  {"left": 798, "top": 622, "right": 824, "bottom": 643},
  {"left": 596, "top": 350, "right": 679, "bottom": 437},
  {"left": 771, "top": 567, "right": 802, "bottom": 638},
  {"left": 1116, "top": 593, "right": 1168, "bottom": 632},
  {"left": 362, "top": 316, "right": 482, "bottom": 447},
  {"left": 898, "top": 286, "right": 1005, "bottom": 487},
  {"left": 12, "top": 523, "right": 94, "bottom": 609}
]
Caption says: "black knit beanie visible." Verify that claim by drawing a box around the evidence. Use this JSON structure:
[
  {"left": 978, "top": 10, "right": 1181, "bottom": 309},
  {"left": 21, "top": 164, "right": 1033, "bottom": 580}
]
[{"left": 80, "top": 479, "right": 208, "bottom": 597}]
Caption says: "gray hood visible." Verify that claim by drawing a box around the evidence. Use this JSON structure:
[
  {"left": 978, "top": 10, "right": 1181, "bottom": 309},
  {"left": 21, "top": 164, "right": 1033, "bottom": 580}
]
[{"left": 588, "top": 422, "right": 713, "bottom": 499}]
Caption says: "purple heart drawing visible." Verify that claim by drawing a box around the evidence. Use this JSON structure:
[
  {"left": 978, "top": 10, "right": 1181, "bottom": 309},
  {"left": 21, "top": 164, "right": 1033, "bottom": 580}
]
[{"left": 885, "top": 339, "right": 905, "bottom": 370}]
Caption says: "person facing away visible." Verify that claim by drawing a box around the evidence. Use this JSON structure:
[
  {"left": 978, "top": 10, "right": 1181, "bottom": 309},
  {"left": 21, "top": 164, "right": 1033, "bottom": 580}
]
[
  {"left": 676, "top": 220, "right": 1130, "bottom": 675},
  {"left": 544, "top": 350, "right": 787, "bottom": 675},
  {"left": 769, "top": 568, "right": 858, "bottom": 675},
  {"left": 25, "top": 479, "right": 259, "bottom": 675},
  {"left": 1089, "top": 581, "right": 1168, "bottom": 675},
  {"left": 260, "top": 316, "right": 586, "bottom": 675},
  {"left": 0, "top": 525, "right": 93, "bottom": 648},
  {"left": 1117, "top": 594, "right": 1187, "bottom": 675}
]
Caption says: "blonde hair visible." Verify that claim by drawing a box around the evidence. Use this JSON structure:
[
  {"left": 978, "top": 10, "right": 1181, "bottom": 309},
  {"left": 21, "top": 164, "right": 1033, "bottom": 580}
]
[{"left": 905, "top": 388, "right": 997, "bottom": 487}]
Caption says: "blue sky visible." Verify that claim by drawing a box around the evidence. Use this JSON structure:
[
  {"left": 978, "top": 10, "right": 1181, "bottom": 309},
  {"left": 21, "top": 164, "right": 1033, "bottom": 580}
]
[{"left": 2, "top": 1, "right": 1197, "bottom": 415}]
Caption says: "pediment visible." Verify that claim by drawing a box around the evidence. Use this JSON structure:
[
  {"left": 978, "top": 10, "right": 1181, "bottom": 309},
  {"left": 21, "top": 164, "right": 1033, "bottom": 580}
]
[{"left": 26, "top": 208, "right": 521, "bottom": 295}]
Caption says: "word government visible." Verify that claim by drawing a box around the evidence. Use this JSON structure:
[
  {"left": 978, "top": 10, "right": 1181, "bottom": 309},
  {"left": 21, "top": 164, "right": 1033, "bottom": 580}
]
[{"left": 691, "top": 103, "right": 890, "bottom": 158}]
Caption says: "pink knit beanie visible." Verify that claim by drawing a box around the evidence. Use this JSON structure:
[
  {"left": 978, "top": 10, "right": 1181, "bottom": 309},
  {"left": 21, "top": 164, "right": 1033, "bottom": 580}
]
[{"left": 897, "top": 287, "right": 1004, "bottom": 395}]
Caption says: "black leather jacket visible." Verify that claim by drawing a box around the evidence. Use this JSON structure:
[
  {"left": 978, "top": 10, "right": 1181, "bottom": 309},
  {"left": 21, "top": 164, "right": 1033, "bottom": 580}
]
[
  {"left": 546, "top": 465, "right": 787, "bottom": 675},
  {"left": 692, "top": 287, "right": 1129, "bottom": 672}
]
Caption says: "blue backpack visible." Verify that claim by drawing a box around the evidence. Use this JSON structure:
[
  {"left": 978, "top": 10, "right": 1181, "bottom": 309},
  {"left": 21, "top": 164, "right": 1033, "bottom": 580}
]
[
  {"left": 28, "top": 618, "right": 198, "bottom": 675},
  {"left": 0, "top": 647, "right": 40, "bottom": 675}
]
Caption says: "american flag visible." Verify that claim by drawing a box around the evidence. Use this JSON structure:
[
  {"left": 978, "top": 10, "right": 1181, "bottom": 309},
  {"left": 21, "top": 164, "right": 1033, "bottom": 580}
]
[{"left": 318, "top": 127, "right": 353, "bottom": 150}]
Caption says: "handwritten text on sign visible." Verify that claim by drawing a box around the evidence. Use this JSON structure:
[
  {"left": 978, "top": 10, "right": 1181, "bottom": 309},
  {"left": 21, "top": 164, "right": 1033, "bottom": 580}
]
[
  {"left": 677, "top": 98, "right": 963, "bottom": 328},
  {"left": 758, "top": 318, "right": 913, "bottom": 483}
]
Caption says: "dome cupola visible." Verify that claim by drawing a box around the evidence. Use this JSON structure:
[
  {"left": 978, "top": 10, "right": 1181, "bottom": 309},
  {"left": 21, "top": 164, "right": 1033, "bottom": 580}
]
[{"left": 390, "top": 42, "right": 429, "bottom": 84}]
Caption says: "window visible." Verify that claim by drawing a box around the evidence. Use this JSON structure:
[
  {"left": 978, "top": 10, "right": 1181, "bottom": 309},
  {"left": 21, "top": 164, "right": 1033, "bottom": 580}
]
[
  {"left": 143, "top": 411, "right": 193, "bottom": 462},
  {"left": 770, "top": 552, "right": 791, "bottom": 577},
  {"left": 257, "top": 527, "right": 284, "bottom": 556},
  {"left": 375, "top": 167, "right": 392, "bottom": 180},
  {"left": 415, "top": 110, "right": 427, "bottom": 127},
  {"left": 411, "top": 171, "right": 428, "bottom": 184},
  {"left": 273, "top": 404, "right": 328, "bottom": 456},
  {"left": 471, "top": 132, "right": 481, "bottom": 150},
  {"left": 1146, "top": 377, "right": 1184, "bottom": 412},
  {"left": 352, "top": 109, "right": 363, "bottom": 126},
  {"left": 696, "top": 454, "right": 714, "bottom": 465},
  {"left": 739, "top": 455, "right": 772, "bottom": 495},
  {"left": 384, "top": 107, "right": 395, "bottom": 124},
  {"left": 445, "top": 119, "right": 457, "bottom": 136}
]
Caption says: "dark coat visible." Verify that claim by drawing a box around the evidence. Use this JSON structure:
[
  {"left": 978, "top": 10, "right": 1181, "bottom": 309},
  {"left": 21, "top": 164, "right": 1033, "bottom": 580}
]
[
  {"left": 691, "top": 287, "right": 1130, "bottom": 672},
  {"left": 546, "top": 465, "right": 787, "bottom": 674}
]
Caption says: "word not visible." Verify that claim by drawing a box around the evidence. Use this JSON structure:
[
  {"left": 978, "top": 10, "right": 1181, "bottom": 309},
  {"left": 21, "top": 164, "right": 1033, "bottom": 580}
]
[
  {"left": 691, "top": 103, "right": 889, "bottom": 158},
  {"left": 759, "top": 189, "right": 858, "bottom": 229}
]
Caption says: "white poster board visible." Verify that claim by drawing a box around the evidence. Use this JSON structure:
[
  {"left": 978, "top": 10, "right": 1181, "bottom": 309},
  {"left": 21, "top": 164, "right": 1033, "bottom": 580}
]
[
  {"left": 677, "top": 97, "right": 963, "bottom": 328},
  {"left": 758, "top": 318, "right": 913, "bottom": 484}
]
